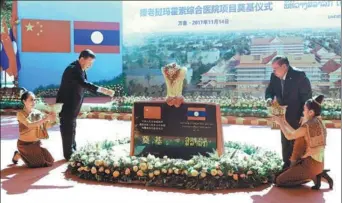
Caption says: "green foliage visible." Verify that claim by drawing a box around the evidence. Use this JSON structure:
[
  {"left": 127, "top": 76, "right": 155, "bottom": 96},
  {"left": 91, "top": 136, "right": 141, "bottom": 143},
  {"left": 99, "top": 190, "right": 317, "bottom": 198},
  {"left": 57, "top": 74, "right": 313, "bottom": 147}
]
[{"left": 0, "top": 0, "right": 12, "bottom": 28}]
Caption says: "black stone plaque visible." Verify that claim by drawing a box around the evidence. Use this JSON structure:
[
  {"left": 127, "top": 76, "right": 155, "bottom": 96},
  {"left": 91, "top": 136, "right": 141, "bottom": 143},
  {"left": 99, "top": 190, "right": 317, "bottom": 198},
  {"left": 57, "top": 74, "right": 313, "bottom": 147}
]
[{"left": 130, "top": 101, "right": 223, "bottom": 160}]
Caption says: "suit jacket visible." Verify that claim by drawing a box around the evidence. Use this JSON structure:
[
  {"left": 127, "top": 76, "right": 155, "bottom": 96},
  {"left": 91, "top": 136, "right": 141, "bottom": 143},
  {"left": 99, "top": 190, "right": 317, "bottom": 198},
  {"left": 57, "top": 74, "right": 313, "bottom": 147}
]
[
  {"left": 265, "top": 66, "right": 312, "bottom": 129},
  {"left": 56, "top": 61, "right": 99, "bottom": 118}
]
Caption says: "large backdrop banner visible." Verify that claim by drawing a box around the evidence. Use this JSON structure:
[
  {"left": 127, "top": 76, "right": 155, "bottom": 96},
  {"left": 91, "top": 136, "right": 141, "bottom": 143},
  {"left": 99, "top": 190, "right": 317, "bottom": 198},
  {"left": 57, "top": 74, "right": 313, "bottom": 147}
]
[
  {"left": 122, "top": 1, "right": 341, "bottom": 98},
  {"left": 17, "top": 1, "right": 123, "bottom": 96}
]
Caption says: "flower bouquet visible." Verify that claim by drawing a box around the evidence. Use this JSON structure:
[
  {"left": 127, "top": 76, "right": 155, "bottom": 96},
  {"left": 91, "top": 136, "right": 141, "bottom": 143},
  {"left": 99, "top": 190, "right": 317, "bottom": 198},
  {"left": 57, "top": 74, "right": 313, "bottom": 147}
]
[
  {"left": 266, "top": 99, "right": 287, "bottom": 129},
  {"left": 36, "top": 102, "right": 64, "bottom": 124}
]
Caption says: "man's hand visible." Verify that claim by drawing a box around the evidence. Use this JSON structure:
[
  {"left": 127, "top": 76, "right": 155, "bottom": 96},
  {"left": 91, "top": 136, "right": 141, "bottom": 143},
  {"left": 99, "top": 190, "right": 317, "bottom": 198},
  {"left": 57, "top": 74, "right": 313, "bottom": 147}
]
[
  {"left": 266, "top": 98, "right": 273, "bottom": 107},
  {"left": 99, "top": 87, "right": 115, "bottom": 97}
]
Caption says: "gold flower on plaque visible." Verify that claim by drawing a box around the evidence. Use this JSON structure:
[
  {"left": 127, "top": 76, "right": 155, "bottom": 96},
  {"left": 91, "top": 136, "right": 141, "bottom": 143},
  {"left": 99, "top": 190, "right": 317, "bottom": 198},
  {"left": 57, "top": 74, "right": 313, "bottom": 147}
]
[{"left": 161, "top": 63, "right": 187, "bottom": 108}]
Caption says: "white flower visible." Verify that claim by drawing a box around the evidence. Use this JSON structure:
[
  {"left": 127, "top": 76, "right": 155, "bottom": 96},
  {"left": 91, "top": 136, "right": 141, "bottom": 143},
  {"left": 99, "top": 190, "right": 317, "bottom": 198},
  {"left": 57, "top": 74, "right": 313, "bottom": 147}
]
[
  {"left": 81, "top": 155, "right": 88, "bottom": 160},
  {"left": 147, "top": 163, "right": 154, "bottom": 170},
  {"left": 132, "top": 160, "right": 139, "bottom": 166},
  {"left": 155, "top": 162, "right": 162, "bottom": 168},
  {"left": 88, "top": 157, "right": 95, "bottom": 163}
]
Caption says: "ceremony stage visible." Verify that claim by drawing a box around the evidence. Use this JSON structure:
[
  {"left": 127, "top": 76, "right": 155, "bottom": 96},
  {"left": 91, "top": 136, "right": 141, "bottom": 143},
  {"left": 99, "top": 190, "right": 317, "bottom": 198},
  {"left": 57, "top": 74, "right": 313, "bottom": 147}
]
[{"left": 1, "top": 116, "right": 340, "bottom": 203}]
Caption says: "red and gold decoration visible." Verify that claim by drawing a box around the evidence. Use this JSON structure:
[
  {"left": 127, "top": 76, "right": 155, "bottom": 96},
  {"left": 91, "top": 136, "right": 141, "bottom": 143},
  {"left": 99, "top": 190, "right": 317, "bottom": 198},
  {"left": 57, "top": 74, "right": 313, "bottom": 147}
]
[
  {"left": 161, "top": 63, "right": 187, "bottom": 108},
  {"left": 267, "top": 98, "right": 287, "bottom": 129}
]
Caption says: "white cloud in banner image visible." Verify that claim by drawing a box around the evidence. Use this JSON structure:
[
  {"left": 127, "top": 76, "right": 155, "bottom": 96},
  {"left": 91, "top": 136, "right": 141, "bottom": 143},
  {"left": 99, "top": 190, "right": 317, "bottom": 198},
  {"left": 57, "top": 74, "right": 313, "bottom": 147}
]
[{"left": 123, "top": 1, "right": 341, "bottom": 36}]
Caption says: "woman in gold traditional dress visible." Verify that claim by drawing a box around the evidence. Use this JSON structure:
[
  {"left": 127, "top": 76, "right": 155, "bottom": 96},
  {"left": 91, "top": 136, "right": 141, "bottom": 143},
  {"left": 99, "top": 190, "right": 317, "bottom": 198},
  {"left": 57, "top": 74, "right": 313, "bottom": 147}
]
[
  {"left": 273, "top": 95, "right": 333, "bottom": 189},
  {"left": 11, "top": 91, "right": 57, "bottom": 168}
]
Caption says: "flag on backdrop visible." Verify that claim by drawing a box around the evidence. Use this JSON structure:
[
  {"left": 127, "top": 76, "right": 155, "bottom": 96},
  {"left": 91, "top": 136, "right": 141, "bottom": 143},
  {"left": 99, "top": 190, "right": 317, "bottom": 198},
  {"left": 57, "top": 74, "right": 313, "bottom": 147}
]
[
  {"left": 73, "top": 21, "right": 120, "bottom": 53},
  {"left": 21, "top": 19, "right": 71, "bottom": 52}
]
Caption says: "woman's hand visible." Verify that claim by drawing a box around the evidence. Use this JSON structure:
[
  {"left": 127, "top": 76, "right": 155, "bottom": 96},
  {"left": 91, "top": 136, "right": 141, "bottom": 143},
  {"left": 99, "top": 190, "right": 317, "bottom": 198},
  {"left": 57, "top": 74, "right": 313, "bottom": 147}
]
[
  {"left": 272, "top": 116, "right": 284, "bottom": 125},
  {"left": 46, "top": 112, "right": 56, "bottom": 122}
]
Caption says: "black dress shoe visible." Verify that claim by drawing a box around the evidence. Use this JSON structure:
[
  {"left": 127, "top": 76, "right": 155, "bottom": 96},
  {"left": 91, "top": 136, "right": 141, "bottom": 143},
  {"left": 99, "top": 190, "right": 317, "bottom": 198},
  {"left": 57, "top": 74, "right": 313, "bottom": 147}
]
[{"left": 12, "top": 151, "right": 19, "bottom": 164}]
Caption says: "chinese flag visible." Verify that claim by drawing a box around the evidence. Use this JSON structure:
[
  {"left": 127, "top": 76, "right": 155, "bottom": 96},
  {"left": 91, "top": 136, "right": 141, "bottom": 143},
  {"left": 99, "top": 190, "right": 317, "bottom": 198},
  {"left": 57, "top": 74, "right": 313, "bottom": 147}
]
[
  {"left": 143, "top": 106, "right": 161, "bottom": 120},
  {"left": 21, "top": 19, "right": 71, "bottom": 52}
]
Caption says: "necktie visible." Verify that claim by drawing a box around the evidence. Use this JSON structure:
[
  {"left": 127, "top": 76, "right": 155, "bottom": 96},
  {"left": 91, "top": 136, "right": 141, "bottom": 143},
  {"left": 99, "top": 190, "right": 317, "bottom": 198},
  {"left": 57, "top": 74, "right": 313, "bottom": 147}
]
[{"left": 281, "top": 79, "right": 285, "bottom": 96}]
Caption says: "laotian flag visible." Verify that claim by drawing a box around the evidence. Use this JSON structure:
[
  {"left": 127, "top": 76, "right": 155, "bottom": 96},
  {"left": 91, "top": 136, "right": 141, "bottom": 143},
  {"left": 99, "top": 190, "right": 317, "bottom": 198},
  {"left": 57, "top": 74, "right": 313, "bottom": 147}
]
[
  {"left": 73, "top": 21, "right": 120, "bottom": 53},
  {"left": 187, "top": 107, "right": 206, "bottom": 121},
  {"left": 9, "top": 28, "right": 21, "bottom": 72},
  {"left": 0, "top": 40, "right": 9, "bottom": 71}
]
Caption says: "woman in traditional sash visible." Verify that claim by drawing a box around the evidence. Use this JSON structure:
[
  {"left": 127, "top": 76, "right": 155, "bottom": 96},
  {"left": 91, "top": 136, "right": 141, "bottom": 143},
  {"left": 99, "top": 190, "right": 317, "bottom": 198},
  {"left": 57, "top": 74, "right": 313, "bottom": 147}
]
[
  {"left": 273, "top": 95, "right": 333, "bottom": 189},
  {"left": 11, "top": 91, "right": 57, "bottom": 168}
]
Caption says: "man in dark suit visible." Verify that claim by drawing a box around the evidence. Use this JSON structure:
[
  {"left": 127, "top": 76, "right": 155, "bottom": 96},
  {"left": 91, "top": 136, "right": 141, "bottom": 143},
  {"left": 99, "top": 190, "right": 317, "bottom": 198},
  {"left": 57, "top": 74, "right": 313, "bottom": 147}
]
[
  {"left": 265, "top": 56, "right": 312, "bottom": 169},
  {"left": 56, "top": 49, "right": 114, "bottom": 160}
]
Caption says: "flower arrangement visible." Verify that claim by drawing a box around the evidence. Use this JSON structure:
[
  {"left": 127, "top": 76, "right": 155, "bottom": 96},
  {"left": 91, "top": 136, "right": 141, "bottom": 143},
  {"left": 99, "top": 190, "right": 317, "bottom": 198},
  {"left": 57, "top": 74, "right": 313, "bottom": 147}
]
[
  {"left": 67, "top": 138, "right": 283, "bottom": 190},
  {"left": 1, "top": 96, "right": 340, "bottom": 120}
]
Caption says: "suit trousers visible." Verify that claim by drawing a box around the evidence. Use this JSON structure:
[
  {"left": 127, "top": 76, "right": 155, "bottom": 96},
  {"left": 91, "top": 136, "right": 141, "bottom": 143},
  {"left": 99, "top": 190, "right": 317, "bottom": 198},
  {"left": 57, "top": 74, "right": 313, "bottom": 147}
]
[
  {"left": 281, "top": 131, "right": 294, "bottom": 169},
  {"left": 60, "top": 116, "right": 77, "bottom": 160}
]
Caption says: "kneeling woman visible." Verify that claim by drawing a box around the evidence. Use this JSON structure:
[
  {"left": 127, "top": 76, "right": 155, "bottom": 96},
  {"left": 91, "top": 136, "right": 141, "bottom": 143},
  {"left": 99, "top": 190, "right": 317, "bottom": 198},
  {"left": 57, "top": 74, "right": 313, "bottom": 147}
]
[
  {"left": 273, "top": 95, "right": 333, "bottom": 189},
  {"left": 12, "top": 91, "right": 56, "bottom": 168}
]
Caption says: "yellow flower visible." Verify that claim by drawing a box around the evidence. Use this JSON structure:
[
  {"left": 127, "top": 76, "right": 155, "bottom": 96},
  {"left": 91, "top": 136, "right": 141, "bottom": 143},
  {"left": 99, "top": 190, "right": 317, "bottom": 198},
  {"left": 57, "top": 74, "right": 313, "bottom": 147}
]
[
  {"left": 139, "top": 163, "right": 147, "bottom": 171},
  {"left": 210, "top": 169, "right": 218, "bottom": 176},
  {"left": 217, "top": 170, "right": 223, "bottom": 176},
  {"left": 154, "top": 170, "right": 160, "bottom": 176},
  {"left": 105, "top": 169, "right": 111, "bottom": 174},
  {"left": 148, "top": 172, "right": 154, "bottom": 178},
  {"left": 91, "top": 167, "right": 97, "bottom": 174},
  {"left": 200, "top": 172, "right": 206, "bottom": 178},
  {"left": 247, "top": 170, "right": 253, "bottom": 175},
  {"left": 99, "top": 166, "right": 104, "bottom": 173},
  {"left": 174, "top": 169, "right": 180, "bottom": 174},
  {"left": 125, "top": 168, "right": 131, "bottom": 175},
  {"left": 137, "top": 170, "right": 144, "bottom": 176},
  {"left": 133, "top": 166, "right": 139, "bottom": 172},
  {"left": 95, "top": 160, "right": 103, "bottom": 167},
  {"left": 168, "top": 168, "right": 173, "bottom": 174},
  {"left": 162, "top": 168, "right": 167, "bottom": 174},
  {"left": 227, "top": 170, "right": 233, "bottom": 176},
  {"left": 182, "top": 170, "right": 188, "bottom": 175},
  {"left": 233, "top": 174, "right": 239, "bottom": 181},
  {"left": 191, "top": 170, "right": 198, "bottom": 177},
  {"left": 77, "top": 167, "right": 83, "bottom": 172},
  {"left": 113, "top": 171, "right": 120, "bottom": 178},
  {"left": 84, "top": 167, "right": 90, "bottom": 172}
]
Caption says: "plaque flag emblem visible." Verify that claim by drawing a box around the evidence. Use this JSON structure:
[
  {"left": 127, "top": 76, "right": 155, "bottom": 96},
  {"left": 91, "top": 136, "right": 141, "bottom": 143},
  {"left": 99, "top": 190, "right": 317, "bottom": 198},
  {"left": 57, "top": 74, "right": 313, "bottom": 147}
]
[
  {"left": 143, "top": 106, "right": 161, "bottom": 119},
  {"left": 187, "top": 107, "right": 206, "bottom": 121}
]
